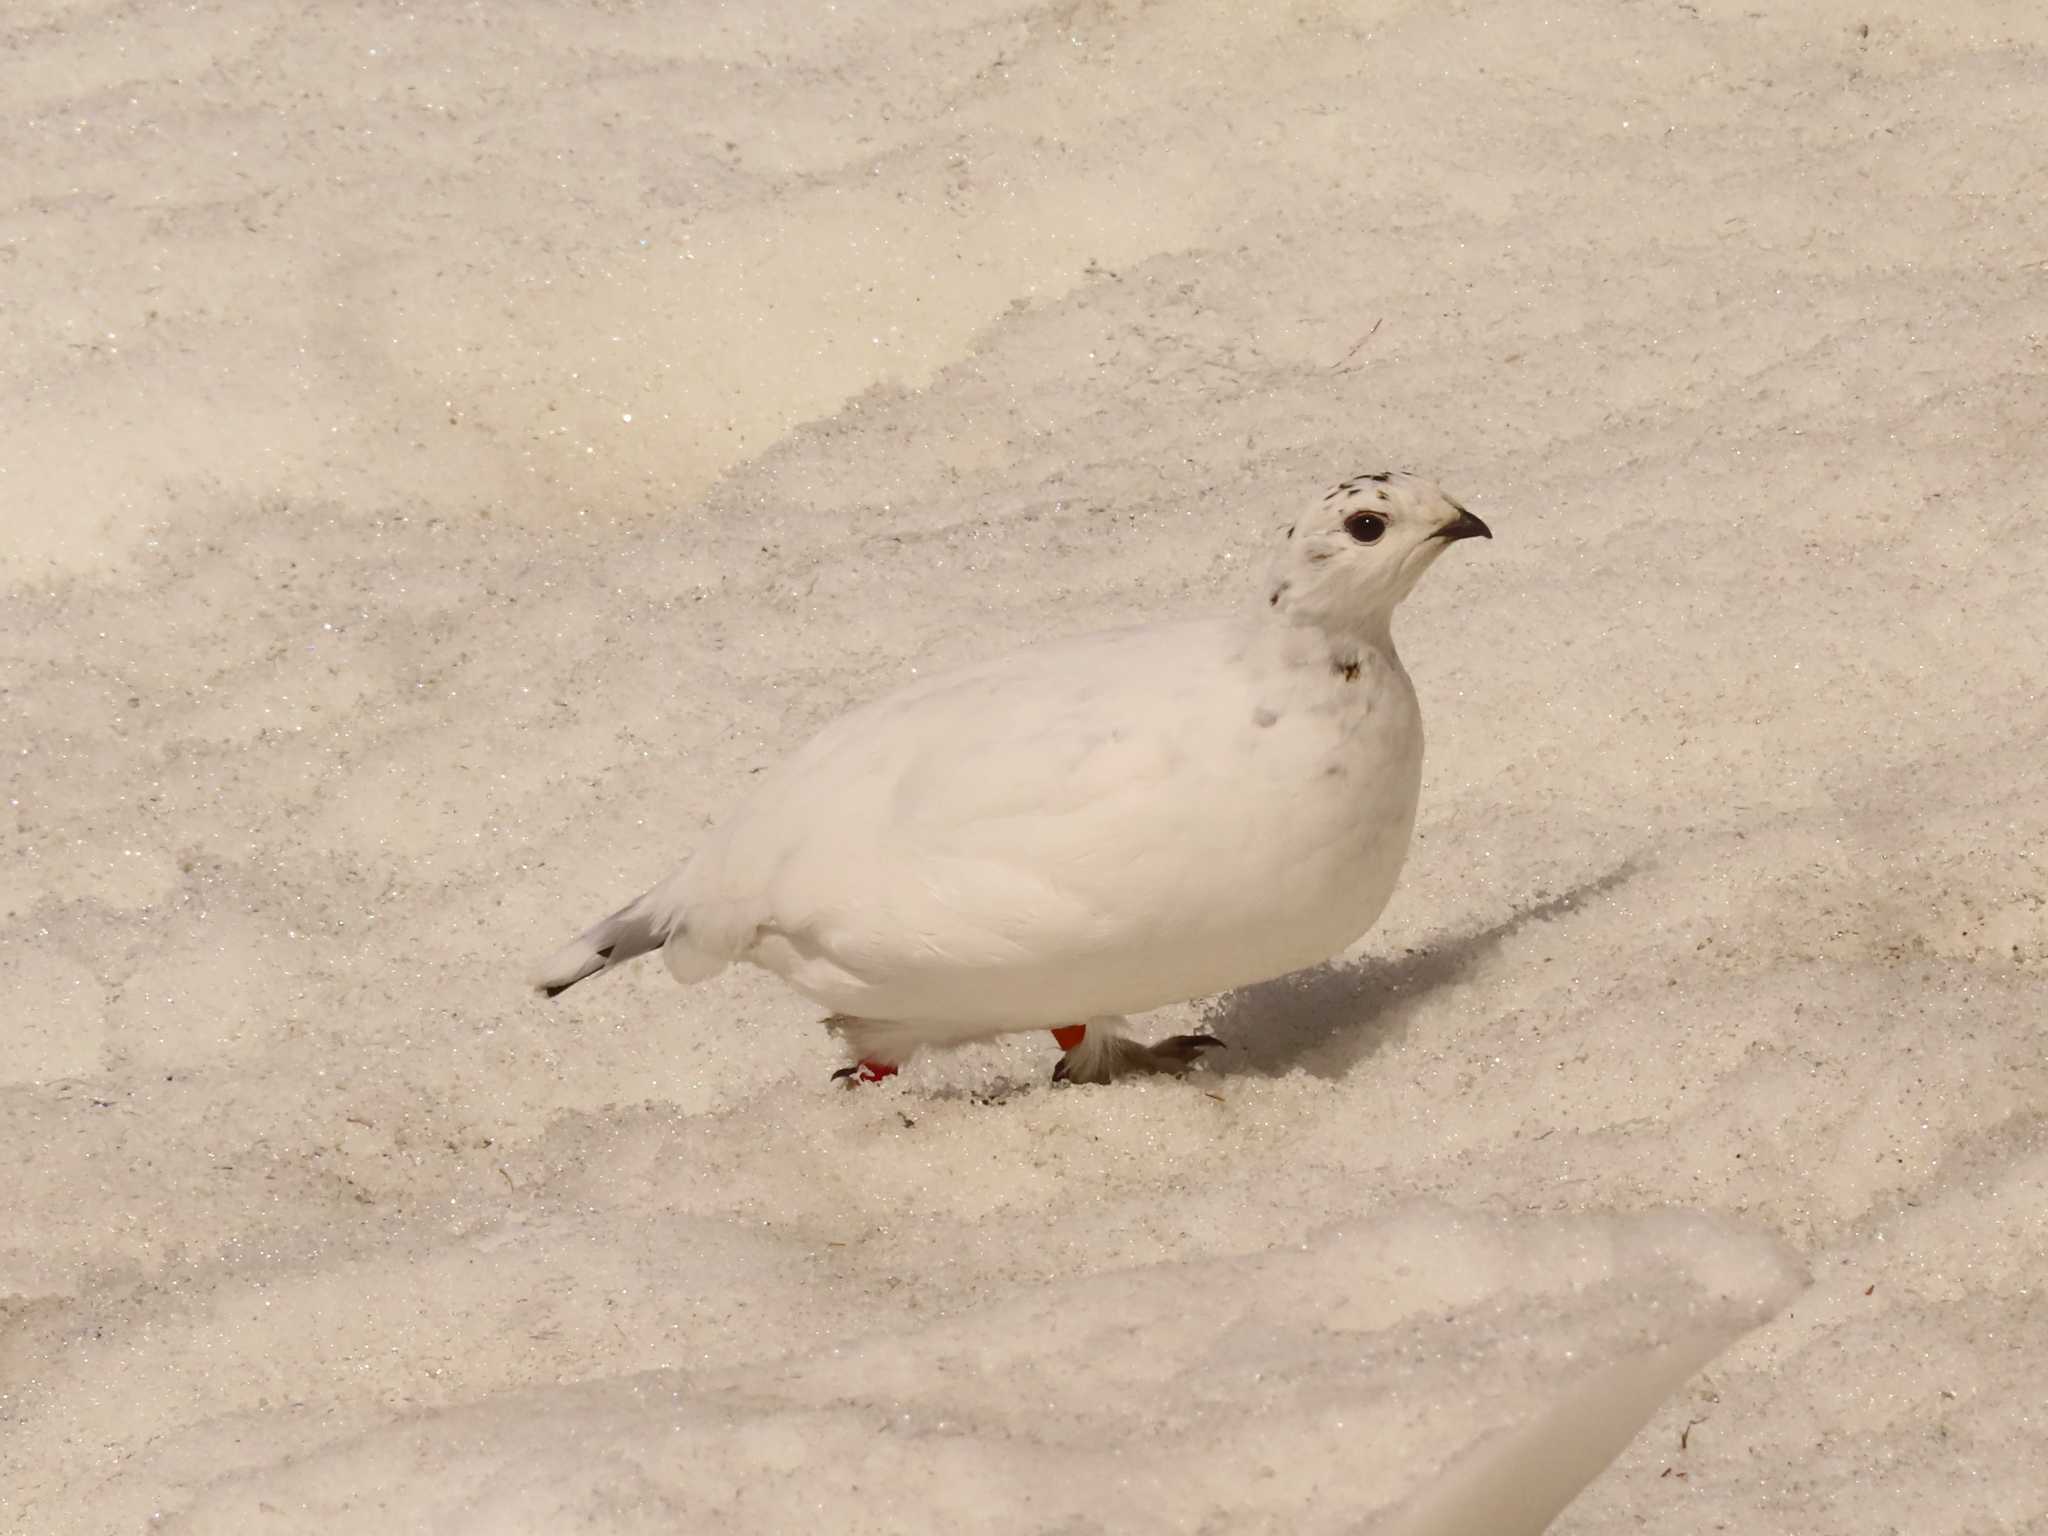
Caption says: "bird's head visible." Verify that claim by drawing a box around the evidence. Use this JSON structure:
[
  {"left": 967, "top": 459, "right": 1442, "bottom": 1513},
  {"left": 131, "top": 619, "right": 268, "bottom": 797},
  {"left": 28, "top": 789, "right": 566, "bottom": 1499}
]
[{"left": 1266, "top": 471, "right": 1489, "bottom": 639}]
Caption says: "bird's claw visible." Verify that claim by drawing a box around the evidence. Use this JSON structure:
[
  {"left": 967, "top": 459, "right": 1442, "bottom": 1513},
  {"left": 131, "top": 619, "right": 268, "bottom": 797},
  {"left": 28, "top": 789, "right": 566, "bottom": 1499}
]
[{"left": 832, "top": 1059, "right": 900, "bottom": 1085}]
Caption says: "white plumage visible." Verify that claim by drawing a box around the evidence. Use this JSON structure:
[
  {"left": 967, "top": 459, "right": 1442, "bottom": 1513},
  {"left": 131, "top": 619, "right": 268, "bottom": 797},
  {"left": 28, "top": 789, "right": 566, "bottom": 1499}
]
[{"left": 536, "top": 471, "right": 1489, "bottom": 1083}]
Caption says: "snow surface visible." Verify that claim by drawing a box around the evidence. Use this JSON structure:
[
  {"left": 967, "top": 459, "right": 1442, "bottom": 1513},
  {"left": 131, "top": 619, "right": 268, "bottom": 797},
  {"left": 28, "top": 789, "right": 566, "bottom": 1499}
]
[{"left": 4, "top": 1, "right": 2045, "bottom": 1531}]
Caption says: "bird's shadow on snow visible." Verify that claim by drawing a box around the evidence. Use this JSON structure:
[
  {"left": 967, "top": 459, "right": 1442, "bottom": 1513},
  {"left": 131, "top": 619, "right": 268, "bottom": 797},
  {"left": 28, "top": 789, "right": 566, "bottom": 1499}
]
[{"left": 1202, "top": 859, "right": 1644, "bottom": 1082}]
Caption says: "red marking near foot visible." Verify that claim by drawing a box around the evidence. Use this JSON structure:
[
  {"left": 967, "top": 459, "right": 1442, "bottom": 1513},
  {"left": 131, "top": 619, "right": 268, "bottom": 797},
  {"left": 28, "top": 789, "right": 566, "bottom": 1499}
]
[
  {"left": 856, "top": 1059, "right": 899, "bottom": 1082},
  {"left": 1050, "top": 1025, "right": 1088, "bottom": 1051}
]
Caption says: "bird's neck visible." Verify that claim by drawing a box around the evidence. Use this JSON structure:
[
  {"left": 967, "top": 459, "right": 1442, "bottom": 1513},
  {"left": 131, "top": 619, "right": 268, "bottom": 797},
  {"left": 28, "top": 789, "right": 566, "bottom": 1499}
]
[{"left": 1256, "top": 601, "right": 1401, "bottom": 680}]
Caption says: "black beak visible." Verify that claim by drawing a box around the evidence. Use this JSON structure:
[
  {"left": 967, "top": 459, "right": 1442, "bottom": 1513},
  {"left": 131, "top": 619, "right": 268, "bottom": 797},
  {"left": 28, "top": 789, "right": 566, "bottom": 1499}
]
[{"left": 1435, "top": 506, "right": 1492, "bottom": 542}]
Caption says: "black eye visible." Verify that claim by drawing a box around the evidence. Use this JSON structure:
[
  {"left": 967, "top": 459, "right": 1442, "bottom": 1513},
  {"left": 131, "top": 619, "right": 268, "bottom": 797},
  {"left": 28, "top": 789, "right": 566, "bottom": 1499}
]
[{"left": 1343, "top": 512, "right": 1387, "bottom": 544}]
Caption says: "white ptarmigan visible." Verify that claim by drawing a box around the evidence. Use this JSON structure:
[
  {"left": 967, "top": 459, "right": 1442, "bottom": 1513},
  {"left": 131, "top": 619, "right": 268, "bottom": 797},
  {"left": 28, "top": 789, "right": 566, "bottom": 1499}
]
[{"left": 535, "top": 472, "right": 1490, "bottom": 1084}]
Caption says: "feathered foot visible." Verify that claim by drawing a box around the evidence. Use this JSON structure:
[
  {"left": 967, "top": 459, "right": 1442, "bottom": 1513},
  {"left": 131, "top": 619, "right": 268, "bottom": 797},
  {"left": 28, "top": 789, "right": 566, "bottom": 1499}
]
[
  {"left": 824, "top": 1016, "right": 916, "bottom": 1086},
  {"left": 1050, "top": 1018, "right": 1225, "bottom": 1085}
]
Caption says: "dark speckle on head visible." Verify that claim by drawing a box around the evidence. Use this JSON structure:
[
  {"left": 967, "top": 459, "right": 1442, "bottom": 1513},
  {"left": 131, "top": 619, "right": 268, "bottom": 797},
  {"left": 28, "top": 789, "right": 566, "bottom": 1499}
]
[
  {"left": 1336, "top": 659, "right": 1361, "bottom": 682},
  {"left": 1285, "top": 523, "right": 1295, "bottom": 539},
  {"left": 1362, "top": 471, "right": 1392, "bottom": 483},
  {"left": 1269, "top": 579, "right": 1290, "bottom": 606},
  {"left": 1253, "top": 706, "right": 1279, "bottom": 728}
]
